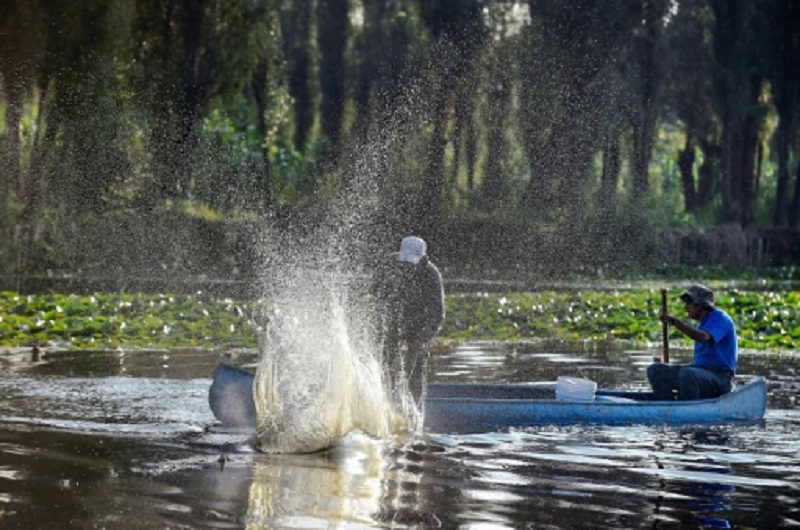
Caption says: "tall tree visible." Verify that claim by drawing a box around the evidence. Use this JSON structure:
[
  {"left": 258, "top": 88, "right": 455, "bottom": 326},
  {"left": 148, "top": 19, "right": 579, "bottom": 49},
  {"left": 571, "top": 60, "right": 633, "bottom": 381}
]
[
  {"left": 473, "top": 3, "right": 525, "bottom": 211},
  {"left": 12, "top": 0, "right": 135, "bottom": 218},
  {"left": 281, "top": 0, "right": 313, "bottom": 152},
  {"left": 317, "top": 0, "right": 349, "bottom": 158},
  {"left": 448, "top": 67, "right": 479, "bottom": 198},
  {"left": 520, "top": 0, "right": 634, "bottom": 221},
  {"left": 792, "top": 163, "right": 800, "bottom": 228},
  {"left": 132, "top": 0, "right": 216, "bottom": 201},
  {"left": 233, "top": 1, "right": 285, "bottom": 213},
  {"left": 131, "top": 0, "right": 282, "bottom": 208},
  {"left": 480, "top": 41, "right": 513, "bottom": 209},
  {"left": 417, "top": 0, "right": 484, "bottom": 230},
  {"left": 351, "top": 0, "right": 413, "bottom": 145},
  {"left": 661, "top": 0, "right": 720, "bottom": 215},
  {"left": 764, "top": 0, "right": 800, "bottom": 227},
  {"left": 0, "top": 0, "right": 44, "bottom": 215},
  {"left": 630, "top": 0, "right": 669, "bottom": 204},
  {"left": 710, "top": 0, "right": 766, "bottom": 226}
]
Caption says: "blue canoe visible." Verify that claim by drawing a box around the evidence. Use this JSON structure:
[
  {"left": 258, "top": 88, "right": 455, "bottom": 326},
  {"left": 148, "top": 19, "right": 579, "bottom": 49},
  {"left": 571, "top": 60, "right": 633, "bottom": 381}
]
[
  {"left": 424, "top": 378, "right": 768, "bottom": 434},
  {"left": 208, "top": 362, "right": 257, "bottom": 429},
  {"left": 208, "top": 363, "right": 767, "bottom": 434}
]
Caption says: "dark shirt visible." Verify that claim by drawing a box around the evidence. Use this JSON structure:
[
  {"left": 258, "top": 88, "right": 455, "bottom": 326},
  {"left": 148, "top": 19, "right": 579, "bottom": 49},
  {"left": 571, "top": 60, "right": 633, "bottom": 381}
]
[{"left": 375, "top": 254, "right": 445, "bottom": 347}]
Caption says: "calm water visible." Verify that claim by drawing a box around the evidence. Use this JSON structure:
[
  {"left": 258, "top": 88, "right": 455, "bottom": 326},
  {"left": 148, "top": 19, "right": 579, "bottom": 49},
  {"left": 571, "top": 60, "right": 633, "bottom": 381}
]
[{"left": 1, "top": 342, "right": 798, "bottom": 529}]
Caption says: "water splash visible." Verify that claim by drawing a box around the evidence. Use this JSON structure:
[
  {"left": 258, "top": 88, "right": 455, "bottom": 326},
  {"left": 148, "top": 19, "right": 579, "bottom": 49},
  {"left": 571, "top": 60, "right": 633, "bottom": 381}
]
[
  {"left": 247, "top": 70, "right": 438, "bottom": 452},
  {"left": 252, "top": 265, "right": 406, "bottom": 453}
]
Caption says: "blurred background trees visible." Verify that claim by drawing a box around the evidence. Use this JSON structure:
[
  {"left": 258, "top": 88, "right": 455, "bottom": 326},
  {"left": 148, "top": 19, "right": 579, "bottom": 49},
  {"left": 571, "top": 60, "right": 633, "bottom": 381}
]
[{"left": 1, "top": 0, "right": 798, "bottom": 283}]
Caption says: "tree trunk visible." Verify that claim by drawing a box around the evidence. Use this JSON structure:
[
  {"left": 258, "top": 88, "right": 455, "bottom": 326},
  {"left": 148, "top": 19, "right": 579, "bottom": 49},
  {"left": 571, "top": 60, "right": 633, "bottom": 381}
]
[
  {"left": 175, "top": 0, "right": 208, "bottom": 198},
  {"left": 631, "top": 0, "right": 661, "bottom": 205},
  {"left": 755, "top": 138, "right": 764, "bottom": 207},
  {"left": 450, "top": 79, "right": 468, "bottom": 190},
  {"left": 739, "top": 76, "right": 762, "bottom": 227},
  {"left": 480, "top": 57, "right": 511, "bottom": 208},
  {"left": 423, "top": 77, "right": 450, "bottom": 231},
  {"left": 460, "top": 51, "right": 481, "bottom": 201},
  {"left": 465, "top": 106, "right": 478, "bottom": 194},
  {"left": 151, "top": 0, "right": 181, "bottom": 202},
  {"left": 720, "top": 122, "right": 740, "bottom": 223},
  {"left": 283, "top": 0, "right": 312, "bottom": 151},
  {"left": 3, "top": 99, "right": 24, "bottom": 200},
  {"left": 21, "top": 80, "right": 53, "bottom": 221},
  {"left": 600, "top": 132, "right": 621, "bottom": 214},
  {"left": 631, "top": 118, "right": 654, "bottom": 203},
  {"left": 720, "top": 81, "right": 762, "bottom": 227},
  {"left": 2, "top": 98, "right": 22, "bottom": 208},
  {"left": 773, "top": 114, "right": 793, "bottom": 226},
  {"left": 791, "top": 160, "right": 800, "bottom": 229},
  {"left": 767, "top": 0, "right": 800, "bottom": 226},
  {"left": 317, "top": 0, "right": 349, "bottom": 157},
  {"left": 253, "top": 60, "right": 275, "bottom": 215},
  {"left": 697, "top": 141, "right": 719, "bottom": 209},
  {"left": 678, "top": 133, "right": 697, "bottom": 212}
]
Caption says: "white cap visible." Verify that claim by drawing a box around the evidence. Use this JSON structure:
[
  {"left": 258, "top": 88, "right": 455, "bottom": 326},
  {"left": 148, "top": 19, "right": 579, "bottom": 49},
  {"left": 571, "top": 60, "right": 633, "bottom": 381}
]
[{"left": 397, "top": 236, "right": 427, "bottom": 264}]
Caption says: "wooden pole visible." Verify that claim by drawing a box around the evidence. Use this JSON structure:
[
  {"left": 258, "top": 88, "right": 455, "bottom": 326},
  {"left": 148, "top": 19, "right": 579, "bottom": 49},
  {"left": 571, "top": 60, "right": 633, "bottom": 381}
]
[{"left": 661, "top": 288, "right": 670, "bottom": 364}]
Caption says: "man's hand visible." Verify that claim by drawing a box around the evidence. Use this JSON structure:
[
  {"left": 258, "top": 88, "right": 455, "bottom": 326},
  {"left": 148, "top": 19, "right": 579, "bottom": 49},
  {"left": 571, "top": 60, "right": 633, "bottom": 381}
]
[
  {"left": 659, "top": 311, "right": 680, "bottom": 326},
  {"left": 662, "top": 311, "right": 712, "bottom": 342}
]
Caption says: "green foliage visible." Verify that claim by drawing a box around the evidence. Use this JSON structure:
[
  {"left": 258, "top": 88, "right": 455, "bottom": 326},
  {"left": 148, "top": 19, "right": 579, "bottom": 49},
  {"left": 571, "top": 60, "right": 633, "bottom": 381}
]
[
  {"left": 270, "top": 138, "right": 324, "bottom": 206},
  {"left": 198, "top": 108, "right": 266, "bottom": 211},
  {"left": 0, "top": 292, "right": 254, "bottom": 349},
  {"left": 1, "top": 0, "right": 799, "bottom": 282},
  {"left": 443, "top": 288, "right": 799, "bottom": 350},
  {"left": 725, "top": 290, "right": 800, "bottom": 350},
  {"left": 1, "top": 288, "right": 796, "bottom": 351},
  {"left": 201, "top": 98, "right": 322, "bottom": 210}
]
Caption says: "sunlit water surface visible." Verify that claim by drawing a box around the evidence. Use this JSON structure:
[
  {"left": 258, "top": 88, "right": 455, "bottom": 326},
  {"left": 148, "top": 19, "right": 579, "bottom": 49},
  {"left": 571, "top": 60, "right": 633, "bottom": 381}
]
[{"left": 1, "top": 343, "right": 798, "bottom": 528}]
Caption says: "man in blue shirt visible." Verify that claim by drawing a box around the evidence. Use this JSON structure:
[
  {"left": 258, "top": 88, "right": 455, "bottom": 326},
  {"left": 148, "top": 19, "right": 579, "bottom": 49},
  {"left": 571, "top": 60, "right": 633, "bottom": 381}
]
[{"left": 647, "top": 284, "right": 738, "bottom": 400}]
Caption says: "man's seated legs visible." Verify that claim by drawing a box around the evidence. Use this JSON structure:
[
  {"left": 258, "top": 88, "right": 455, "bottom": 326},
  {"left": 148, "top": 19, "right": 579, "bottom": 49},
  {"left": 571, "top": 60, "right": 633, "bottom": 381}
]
[
  {"left": 647, "top": 363, "right": 682, "bottom": 400},
  {"left": 678, "top": 366, "right": 732, "bottom": 400}
]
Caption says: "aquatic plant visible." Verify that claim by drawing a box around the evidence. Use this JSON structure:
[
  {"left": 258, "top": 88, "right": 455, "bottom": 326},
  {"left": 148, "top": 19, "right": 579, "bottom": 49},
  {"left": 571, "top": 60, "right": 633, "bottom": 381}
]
[
  {"left": 443, "top": 289, "right": 800, "bottom": 350},
  {"left": 0, "top": 289, "right": 796, "bottom": 351},
  {"left": 0, "top": 292, "right": 251, "bottom": 350}
]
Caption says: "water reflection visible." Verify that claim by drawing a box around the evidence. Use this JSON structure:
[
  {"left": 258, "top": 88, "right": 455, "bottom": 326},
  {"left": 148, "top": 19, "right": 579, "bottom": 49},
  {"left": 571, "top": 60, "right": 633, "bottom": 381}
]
[
  {"left": 245, "top": 436, "right": 382, "bottom": 527},
  {"left": 1, "top": 341, "right": 799, "bottom": 528},
  {"left": 237, "top": 434, "right": 444, "bottom": 528},
  {"left": 423, "top": 421, "right": 799, "bottom": 528},
  {"left": 644, "top": 430, "right": 736, "bottom": 529},
  {"left": 657, "top": 428, "right": 791, "bottom": 527}
]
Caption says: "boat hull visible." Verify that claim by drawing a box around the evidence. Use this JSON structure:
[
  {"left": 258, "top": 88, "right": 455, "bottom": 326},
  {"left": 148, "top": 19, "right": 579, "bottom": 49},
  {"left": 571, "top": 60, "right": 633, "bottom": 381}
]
[
  {"left": 424, "top": 378, "right": 768, "bottom": 433},
  {"left": 208, "top": 363, "right": 767, "bottom": 434},
  {"left": 208, "top": 362, "right": 256, "bottom": 429}
]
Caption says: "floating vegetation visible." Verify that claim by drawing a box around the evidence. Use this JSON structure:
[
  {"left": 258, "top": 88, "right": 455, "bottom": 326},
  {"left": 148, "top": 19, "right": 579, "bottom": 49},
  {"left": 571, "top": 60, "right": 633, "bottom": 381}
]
[
  {"left": 0, "top": 292, "right": 252, "bottom": 349},
  {"left": 0, "top": 289, "right": 797, "bottom": 351},
  {"left": 443, "top": 289, "right": 800, "bottom": 350}
]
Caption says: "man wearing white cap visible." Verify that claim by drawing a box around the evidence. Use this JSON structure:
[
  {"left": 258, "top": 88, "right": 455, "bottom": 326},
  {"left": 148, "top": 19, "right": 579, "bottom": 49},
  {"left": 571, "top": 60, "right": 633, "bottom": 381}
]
[
  {"left": 647, "top": 284, "right": 738, "bottom": 400},
  {"left": 376, "top": 236, "right": 445, "bottom": 410}
]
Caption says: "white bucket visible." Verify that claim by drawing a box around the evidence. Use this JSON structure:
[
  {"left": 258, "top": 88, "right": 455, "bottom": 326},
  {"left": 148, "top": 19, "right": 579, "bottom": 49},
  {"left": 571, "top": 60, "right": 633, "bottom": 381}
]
[{"left": 555, "top": 376, "right": 597, "bottom": 401}]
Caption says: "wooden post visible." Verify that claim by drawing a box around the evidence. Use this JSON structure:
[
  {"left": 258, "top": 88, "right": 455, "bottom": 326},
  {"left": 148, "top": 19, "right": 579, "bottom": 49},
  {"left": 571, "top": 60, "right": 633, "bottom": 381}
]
[{"left": 661, "top": 288, "right": 670, "bottom": 364}]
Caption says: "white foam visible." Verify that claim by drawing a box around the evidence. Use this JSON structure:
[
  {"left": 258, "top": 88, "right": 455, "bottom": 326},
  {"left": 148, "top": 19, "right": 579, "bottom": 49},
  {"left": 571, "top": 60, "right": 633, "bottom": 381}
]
[{"left": 253, "top": 271, "right": 406, "bottom": 453}]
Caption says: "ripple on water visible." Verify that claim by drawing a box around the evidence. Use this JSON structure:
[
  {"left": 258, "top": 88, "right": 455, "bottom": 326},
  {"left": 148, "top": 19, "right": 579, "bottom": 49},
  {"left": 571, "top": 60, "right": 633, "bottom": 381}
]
[
  {"left": 0, "top": 376, "right": 215, "bottom": 437},
  {"left": 421, "top": 417, "right": 799, "bottom": 528},
  {"left": 1, "top": 342, "right": 798, "bottom": 529}
]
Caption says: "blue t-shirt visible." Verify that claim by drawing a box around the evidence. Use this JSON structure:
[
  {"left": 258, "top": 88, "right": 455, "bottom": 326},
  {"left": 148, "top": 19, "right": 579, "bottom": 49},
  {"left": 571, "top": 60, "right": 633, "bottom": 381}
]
[{"left": 693, "top": 308, "right": 738, "bottom": 373}]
